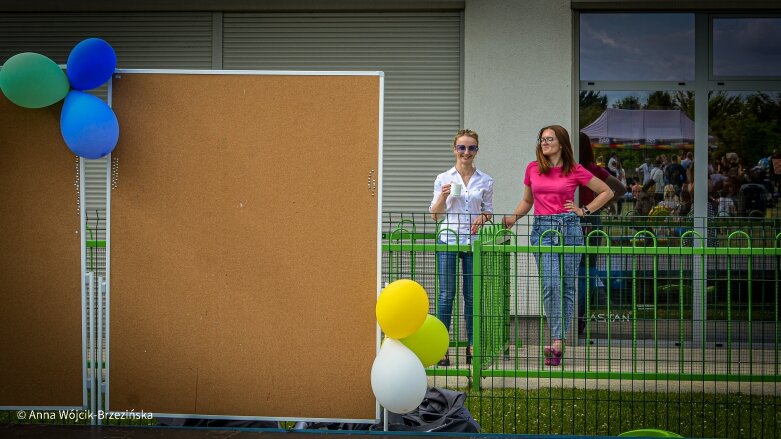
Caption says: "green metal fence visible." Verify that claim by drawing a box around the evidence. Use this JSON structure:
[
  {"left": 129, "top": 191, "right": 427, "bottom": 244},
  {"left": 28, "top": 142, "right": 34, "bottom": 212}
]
[{"left": 383, "top": 212, "right": 781, "bottom": 438}]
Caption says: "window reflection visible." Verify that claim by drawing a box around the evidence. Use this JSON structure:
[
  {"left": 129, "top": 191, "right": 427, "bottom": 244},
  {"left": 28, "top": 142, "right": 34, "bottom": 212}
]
[
  {"left": 580, "top": 13, "right": 694, "bottom": 81},
  {"left": 580, "top": 91, "right": 694, "bottom": 201},
  {"left": 579, "top": 90, "right": 699, "bottom": 245},
  {"left": 707, "top": 92, "right": 780, "bottom": 218},
  {"left": 713, "top": 18, "right": 781, "bottom": 78}
]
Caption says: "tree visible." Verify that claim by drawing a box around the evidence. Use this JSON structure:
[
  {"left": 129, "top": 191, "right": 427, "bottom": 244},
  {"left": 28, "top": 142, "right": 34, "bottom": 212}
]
[
  {"left": 579, "top": 90, "right": 607, "bottom": 129},
  {"left": 613, "top": 95, "right": 641, "bottom": 109},
  {"left": 673, "top": 91, "right": 694, "bottom": 120},
  {"left": 645, "top": 91, "right": 674, "bottom": 109}
]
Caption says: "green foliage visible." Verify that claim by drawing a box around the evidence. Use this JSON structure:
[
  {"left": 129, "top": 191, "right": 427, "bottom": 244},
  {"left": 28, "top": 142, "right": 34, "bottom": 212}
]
[
  {"left": 647, "top": 91, "right": 674, "bottom": 110},
  {"left": 580, "top": 89, "right": 781, "bottom": 172},
  {"left": 579, "top": 90, "right": 607, "bottom": 129},
  {"left": 614, "top": 95, "right": 642, "bottom": 109}
]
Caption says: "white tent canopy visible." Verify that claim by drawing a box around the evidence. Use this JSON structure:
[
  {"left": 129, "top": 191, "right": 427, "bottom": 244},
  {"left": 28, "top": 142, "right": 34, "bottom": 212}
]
[{"left": 581, "top": 108, "right": 695, "bottom": 150}]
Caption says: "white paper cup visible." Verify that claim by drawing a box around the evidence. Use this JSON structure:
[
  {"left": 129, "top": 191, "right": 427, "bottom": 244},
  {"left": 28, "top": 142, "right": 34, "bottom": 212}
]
[{"left": 451, "top": 183, "right": 462, "bottom": 197}]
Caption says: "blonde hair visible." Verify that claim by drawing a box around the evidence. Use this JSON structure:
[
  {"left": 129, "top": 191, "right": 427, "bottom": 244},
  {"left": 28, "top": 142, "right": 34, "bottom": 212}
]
[
  {"left": 452, "top": 128, "right": 479, "bottom": 148},
  {"left": 663, "top": 184, "right": 676, "bottom": 201}
]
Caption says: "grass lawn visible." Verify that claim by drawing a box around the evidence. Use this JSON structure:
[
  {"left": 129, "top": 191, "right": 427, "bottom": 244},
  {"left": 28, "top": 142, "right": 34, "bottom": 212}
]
[
  {"left": 3, "top": 389, "right": 780, "bottom": 438},
  {"left": 465, "top": 388, "right": 780, "bottom": 438}
]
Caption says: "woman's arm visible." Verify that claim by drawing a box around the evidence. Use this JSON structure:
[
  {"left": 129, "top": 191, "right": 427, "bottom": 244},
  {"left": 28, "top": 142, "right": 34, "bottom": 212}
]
[
  {"left": 605, "top": 175, "right": 627, "bottom": 199},
  {"left": 503, "top": 185, "right": 534, "bottom": 227},
  {"left": 430, "top": 182, "right": 452, "bottom": 221},
  {"left": 579, "top": 176, "right": 613, "bottom": 214},
  {"left": 470, "top": 181, "right": 495, "bottom": 234}
]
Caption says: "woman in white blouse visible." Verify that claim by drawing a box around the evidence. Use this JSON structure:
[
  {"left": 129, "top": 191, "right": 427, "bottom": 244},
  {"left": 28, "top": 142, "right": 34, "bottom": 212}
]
[{"left": 429, "top": 128, "right": 494, "bottom": 366}]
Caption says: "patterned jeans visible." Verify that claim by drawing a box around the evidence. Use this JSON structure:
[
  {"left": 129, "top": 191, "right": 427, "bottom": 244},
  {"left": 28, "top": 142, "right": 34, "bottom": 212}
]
[{"left": 530, "top": 213, "right": 584, "bottom": 340}]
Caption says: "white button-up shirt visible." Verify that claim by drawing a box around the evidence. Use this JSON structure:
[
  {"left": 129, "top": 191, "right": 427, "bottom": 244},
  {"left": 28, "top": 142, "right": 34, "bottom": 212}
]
[{"left": 429, "top": 167, "right": 494, "bottom": 245}]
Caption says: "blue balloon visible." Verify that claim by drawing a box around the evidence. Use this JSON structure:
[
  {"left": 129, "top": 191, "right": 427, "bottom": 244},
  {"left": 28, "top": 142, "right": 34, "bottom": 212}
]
[
  {"left": 60, "top": 91, "right": 119, "bottom": 159},
  {"left": 66, "top": 38, "right": 117, "bottom": 90}
]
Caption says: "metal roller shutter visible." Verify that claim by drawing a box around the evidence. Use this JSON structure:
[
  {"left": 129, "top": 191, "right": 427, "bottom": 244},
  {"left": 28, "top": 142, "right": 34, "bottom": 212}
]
[
  {"left": 222, "top": 12, "right": 463, "bottom": 213},
  {"left": 0, "top": 12, "right": 214, "bottom": 233}
]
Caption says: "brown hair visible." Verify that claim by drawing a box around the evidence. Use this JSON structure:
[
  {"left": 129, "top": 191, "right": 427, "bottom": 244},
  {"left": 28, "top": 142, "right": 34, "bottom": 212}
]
[
  {"left": 578, "top": 131, "right": 595, "bottom": 165},
  {"left": 452, "top": 128, "right": 479, "bottom": 148},
  {"left": 536, "top": 124, "right": 576, "bottom": 175}
]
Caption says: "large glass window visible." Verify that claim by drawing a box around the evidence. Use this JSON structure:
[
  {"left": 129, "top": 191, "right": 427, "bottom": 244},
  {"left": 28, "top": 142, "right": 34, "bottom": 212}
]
[
  {"left": 580, "top": 13, "right": 781, "bottom": 222},
  {"left": 713, "top": 18, "right": 781, "bottom": 78},
  {"left": 580, "top": 13, "right": 694, "bottom": 81}
]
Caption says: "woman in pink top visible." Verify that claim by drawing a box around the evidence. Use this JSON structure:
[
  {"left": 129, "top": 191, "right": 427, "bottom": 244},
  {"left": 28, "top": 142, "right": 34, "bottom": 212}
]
[{"left": 503, "top": 125, "right": 612, "bottom": 366}]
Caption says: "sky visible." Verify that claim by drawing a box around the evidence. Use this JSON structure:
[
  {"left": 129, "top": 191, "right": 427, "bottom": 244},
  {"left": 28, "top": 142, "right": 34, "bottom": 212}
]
[{"left": 580, "top": 14, "right": 781, "bottom": 81}]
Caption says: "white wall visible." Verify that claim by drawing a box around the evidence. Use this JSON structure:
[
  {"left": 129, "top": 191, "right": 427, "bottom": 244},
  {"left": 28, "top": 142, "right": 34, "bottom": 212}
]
[
  {"left": 464, "top": 0, "right": 573, "bottom": 215},
  {"left": 464, "top": 0, "right": 574, "bottom": 318}
]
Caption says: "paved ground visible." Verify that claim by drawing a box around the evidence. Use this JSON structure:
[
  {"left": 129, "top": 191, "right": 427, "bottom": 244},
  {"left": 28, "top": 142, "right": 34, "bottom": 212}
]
[{"left": 427, "top": 344, "right": 781, "bottom": 395}]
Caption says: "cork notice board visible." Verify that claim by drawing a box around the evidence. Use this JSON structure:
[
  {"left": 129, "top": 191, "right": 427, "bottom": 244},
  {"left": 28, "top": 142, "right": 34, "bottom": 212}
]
[
  {"left": 0, "top": 96, "right": 83, "bottom": 407},
  {"left": 109, "top": 71, "right": 381, "bottom": 420}
]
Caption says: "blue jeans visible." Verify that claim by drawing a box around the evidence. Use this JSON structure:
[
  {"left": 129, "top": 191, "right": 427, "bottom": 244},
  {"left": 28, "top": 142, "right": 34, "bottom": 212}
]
[
  {"left": 530, "top": 214, "right": 583, "bottom": 340},
  {"left": 437, "top": 241, "right": 474, "bottom": 344}
]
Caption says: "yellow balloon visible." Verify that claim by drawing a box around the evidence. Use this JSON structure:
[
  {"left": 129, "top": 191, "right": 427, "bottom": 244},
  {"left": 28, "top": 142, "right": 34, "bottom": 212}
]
[
  {"left": 400, "top": 315, "right": 449, "bottom": 367},
  {"left": 376, "top": 279, "right": 429, "bottom": 339}
]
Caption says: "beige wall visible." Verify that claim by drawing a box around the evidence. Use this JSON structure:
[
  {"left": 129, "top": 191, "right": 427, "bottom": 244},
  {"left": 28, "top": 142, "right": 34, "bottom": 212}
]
[{"left": 464, "top": 0, "right": 573, "bottom": 215}]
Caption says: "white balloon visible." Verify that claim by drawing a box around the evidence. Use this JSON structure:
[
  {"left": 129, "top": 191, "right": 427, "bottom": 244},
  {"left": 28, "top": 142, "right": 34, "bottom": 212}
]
[{"left": 371, "top": 338, "right": 427, "bottom": 414}]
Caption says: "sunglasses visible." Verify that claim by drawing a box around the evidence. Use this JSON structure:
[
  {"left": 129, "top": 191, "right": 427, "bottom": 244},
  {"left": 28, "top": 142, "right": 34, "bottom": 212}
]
[{"left": 455, "top": 144, "right": 479, "bottom": 152}]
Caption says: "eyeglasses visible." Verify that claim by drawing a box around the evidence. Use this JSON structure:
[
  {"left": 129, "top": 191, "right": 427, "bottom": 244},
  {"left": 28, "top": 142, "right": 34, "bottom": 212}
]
[
  {"left": 455, "top": 144, "right": 479, "bottom": 152},
  {"left": 538, "top": 137, "right": 556, "bottom": 144}
]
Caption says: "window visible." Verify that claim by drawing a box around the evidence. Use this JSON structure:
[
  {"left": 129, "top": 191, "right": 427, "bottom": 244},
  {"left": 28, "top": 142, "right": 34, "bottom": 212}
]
[
  {"left": 580, "top": 13, "right": 694, "bottom": 81},
  {"left": 713, "top": 18, "right": 781, "bottom": 78}
]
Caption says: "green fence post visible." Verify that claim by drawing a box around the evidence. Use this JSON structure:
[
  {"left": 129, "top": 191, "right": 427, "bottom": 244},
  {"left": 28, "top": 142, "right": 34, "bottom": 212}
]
[
  {"left": 776, "top": 232, "right": 780, "bottom": 376},
  {"left": 727, "top": 230, "right": 752, "bottom": 375},
  {"left": 388, "top": 226, "right": 414, "bottom": 282},
  {"left": 584, "top": 229, "right": 610, "bottom": 372},
  {"left": 472, "top": 236, "right": 483, "bottom": 391},
  {"left": 631, "top": 230, "right": 657, "bottom": 373},
  {"left": 395, "top": 219, "right": 417, "bottom": 280}
]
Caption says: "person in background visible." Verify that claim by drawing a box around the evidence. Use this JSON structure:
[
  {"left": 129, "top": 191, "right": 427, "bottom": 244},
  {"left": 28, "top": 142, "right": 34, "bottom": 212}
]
[
  {"left": 649, "top": 156, "right": 665, "bottom": 202},
  {"left": 607, "top": 152, "right": 619, "bottom": 177},
  {"left": 612, "top": 158, "right": 628, "bottom": 215},
  {"left": 681, "top": 151, "right": 693, "bottom": 171},
  {"left": 676, "top": 187, "right": 692, "bottom": 216},
  {"left": 503, "top": 125, "right": 612, "bottom": 366},
  {"left": 657, "top": 184, "right": 680, "bottom": 212},
  {"left": 630, "top": 177, "right": 642, "bottom": 202},
  {"left": 636, "top": 156, "right": 653, "bottom": 185},
  {"left": 683, "top": 162, "right": 718, "bottom": 247},
  {"left": 716, "top": 180, "right": 737, "bottom": 217},
  {"left": 634, "top": 180, "right": 657, "bottom": 216},
  {"left": 576, "top": 132, "right": 626, "bottom": 335},
  {"left": 664, "top": 154, "right": 685, "bottom": 193},
  {"left": 430, "top": 128, "right": 494, "bottom": 367},
  {"left": 771, "top": 150, "right": 781, "bottom": 197}
]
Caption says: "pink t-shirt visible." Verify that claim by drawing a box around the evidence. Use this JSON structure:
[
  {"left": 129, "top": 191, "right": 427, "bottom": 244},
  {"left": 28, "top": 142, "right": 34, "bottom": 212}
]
[{"left": 523, "top": 161, "right": 594, "bottom": 215}]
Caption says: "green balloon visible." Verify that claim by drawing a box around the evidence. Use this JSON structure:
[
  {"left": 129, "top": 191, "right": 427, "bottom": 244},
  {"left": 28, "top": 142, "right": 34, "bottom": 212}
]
[
  {"left": 400, "top": 314, "right": 449, "bottom": 367},
  {"left": 0, "top": 52, "right": 70, "bottom": 108},
  {"left": 619, "top": 428, "right": 683, "bottom": 438}
]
